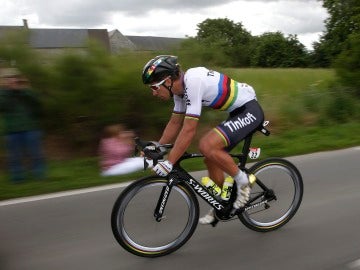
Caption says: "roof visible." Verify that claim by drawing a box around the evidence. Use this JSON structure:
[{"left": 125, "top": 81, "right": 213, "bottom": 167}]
[
  {"left": 29, "top": 29, "right": 88, "bottom": 48},
  {"left": 29, "top": 29, "right": 110, "bottom": 50},
  {"left": 125, "top": 36, "right": 185, "bottom": 51},
  {"left": 108, "top": 29, "right": 118, "bottom": 38},
  {"left": 0, "top": 26, "right": 110, "bottom": 52},
  {"left": 0, "top": 23, "right": 183, "bottom": 52},
  {"left": 108, "top": 30, "right": 136, "bottom": 52}
]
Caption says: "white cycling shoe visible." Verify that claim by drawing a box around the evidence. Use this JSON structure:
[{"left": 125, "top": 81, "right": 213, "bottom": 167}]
[
  {"left": 199, "top": 186, "right": 250, "bottom": 225},
  {"left": 233, "top": 174, "right": 256, "bottom": 209},
  {"left": 200, "top": 174, "right": 256, "bottom": 224},
  {"left": 199, "top": 209, "right": 215, "bottom": 225},
  {"left": 233, "top": 185, "right": 251, "bottom": 209}
]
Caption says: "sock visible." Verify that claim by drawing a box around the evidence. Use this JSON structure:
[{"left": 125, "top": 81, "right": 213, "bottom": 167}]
[{"left": 233, "top": 170, "right": 249, "bottom": 186}]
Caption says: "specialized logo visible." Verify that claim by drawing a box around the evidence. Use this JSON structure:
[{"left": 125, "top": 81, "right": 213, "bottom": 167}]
[
  {"left": 189, "top": 179, "right": 224, "bottom": 210},
  {"left": 159, "top": 179, "right": 174, "bottom": 215},
  {"left": 223, "top": 112, "right": 257, "bottom": 133},
  {"left": 245, "top": 200, "right": 268, "bottom": 211}
]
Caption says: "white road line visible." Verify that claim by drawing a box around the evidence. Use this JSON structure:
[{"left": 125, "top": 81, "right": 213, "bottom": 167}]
[
  {"left": 348, "top": 259, "right": 360, "bottom": 269},
  {"left": 0, "top": 181, "right": 131, "bottom": 207}
]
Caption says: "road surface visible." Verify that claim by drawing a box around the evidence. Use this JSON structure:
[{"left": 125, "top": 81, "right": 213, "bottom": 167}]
[{"left": 0, "top": 147, "right": 359, "bottom": 270}]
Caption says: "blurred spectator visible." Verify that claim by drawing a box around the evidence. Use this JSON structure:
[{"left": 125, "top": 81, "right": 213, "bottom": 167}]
[
  {"left": 0, "top": 67, "right": 46, "bottom": 182},
  {"left": 99, "top": 124, "right": 149, "bottom": 176}
]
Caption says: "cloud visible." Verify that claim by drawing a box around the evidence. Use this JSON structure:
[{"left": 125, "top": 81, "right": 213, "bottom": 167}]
[
  {"left": 26, "top": 0, "right": 238, "bottom": 26},
  {"left": 0, "top": 0, "right": 326, "bottom": 49},
  {"left": 267, "top": 1, "right": 327, "bottom": 34},
  {"left": 200, "top": 0, "right": 327, "bottom": 35},
  {"left": 16, "top": 0, "right": 325, "bottom": 30}
]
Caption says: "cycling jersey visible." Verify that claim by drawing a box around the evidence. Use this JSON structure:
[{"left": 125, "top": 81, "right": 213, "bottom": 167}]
[
  {"left": 173, "top": 67, "right": 263, "bottom": 149},
  {"left": 173, "top": 67, "right": 257, "bottom": 120}
]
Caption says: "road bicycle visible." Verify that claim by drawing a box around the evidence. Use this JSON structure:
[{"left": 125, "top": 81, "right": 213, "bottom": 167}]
[{"left": 111, "top": 122, "right": 303, "bottom": 257}]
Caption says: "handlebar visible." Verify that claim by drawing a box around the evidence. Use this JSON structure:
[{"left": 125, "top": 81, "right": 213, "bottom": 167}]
[{"left": 134, "top": 138, "right": 173, "bottom": 166}]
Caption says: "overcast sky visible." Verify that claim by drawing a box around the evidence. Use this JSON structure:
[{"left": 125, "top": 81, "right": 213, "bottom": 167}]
[{"left": 0, "top": 0, "right": 328, "bottom": 49}]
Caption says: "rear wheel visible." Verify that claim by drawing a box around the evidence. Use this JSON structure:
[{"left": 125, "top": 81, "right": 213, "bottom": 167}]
[
  {"left": 111, "top": 176, "right": 199, "bottom": 257},
  {"left": 239, "top": 158, "right": 303, "bottom": 232}
]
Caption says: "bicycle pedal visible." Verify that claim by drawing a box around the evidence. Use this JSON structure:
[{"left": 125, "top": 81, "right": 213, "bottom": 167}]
[{"left": 210, "top": 219, "right": 219, "bottom": 227}]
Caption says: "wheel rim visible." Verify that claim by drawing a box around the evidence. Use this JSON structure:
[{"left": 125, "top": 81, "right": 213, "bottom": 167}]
[
  {"left": 242, "top": 163, "right": 302, "bottom": 229},
  {"left": 116, "top": 181, "right": 196, "bottom": 254}
]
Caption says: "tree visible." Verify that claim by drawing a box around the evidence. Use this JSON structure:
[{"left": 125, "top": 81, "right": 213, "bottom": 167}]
[
  {"left": 195, "top": 18, "right": 252, "bottom": 67},
  {"left": 312, "top": 0, "right": 360, "bottom": 67},
  {"left": 335, "top": 33, "right": 360, "bottom": 96},
  {"left": 313, "top": 0, "right": 360, "bottom": 96},
  {"left": 251, "top": 32, "right": 309, "bottom": 67}
]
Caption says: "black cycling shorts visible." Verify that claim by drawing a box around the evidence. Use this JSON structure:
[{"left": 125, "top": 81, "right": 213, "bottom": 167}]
[{"left": 214, "top": 99, "right": 264, "bottom": 151}]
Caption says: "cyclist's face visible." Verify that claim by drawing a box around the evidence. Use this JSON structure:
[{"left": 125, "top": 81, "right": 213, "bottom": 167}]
[
  {"left": 150, "top": 77, "right": 184, "bottom": 100},
  {"left": 149, "top": 76, "right": 169, "bottom": 91},
  {"left": 150, "top": 77, "right": 172, "bottom": 100},
  {"left": 151, "top": 85, "right": 171, "bottom": 100}
]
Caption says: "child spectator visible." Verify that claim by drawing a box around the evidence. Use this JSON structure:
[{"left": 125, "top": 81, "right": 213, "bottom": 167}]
[{"left": 99, "top": 124, "right": 149, "bottom": 176}]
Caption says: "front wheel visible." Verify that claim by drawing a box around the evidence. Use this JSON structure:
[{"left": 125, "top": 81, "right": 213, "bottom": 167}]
[
  {"left": 111, "top": 176, "right": 199, "bottom": 257},
  {"left": 239, "top": 158, "right": 303, "bottom": 232}
]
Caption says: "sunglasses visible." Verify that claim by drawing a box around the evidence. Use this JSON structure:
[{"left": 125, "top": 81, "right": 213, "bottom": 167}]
[{"left": 149, "top": 77, "right": 169, "bottom": 91}]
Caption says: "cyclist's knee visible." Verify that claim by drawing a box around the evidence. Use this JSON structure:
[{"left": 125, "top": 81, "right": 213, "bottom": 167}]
[
  {"left": 199, "top": 138, "right": 210, "bottom": 155},
  {"left": 199, "top": 136, "right": 222, "bottom": 156},
  {"left": 199, "top": 138, "right": 209, "bottom": 156}
]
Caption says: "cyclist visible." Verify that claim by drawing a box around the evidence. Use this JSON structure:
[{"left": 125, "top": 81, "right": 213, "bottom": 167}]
[{"left": 142, "top": 55, "right": 264, "bottom": 224}]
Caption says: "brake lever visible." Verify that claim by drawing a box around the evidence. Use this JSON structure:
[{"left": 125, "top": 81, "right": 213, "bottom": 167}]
[
  {"left": 143, "top": 148, "right": 167, "bottom": 163},
  {"left": 135, "top": 138, "right": 172, "bottom": 168},
  {"left": 135, "top": 137, "right": 152, "bottom": 148}
]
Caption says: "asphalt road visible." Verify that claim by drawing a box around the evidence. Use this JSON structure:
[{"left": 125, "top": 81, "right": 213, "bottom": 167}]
[{"left": 0, "top": 147, "right": 359, "bottom": 270}]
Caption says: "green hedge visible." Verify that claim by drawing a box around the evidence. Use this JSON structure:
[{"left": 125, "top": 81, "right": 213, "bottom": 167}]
[{"left": 1, "top": 37, "right": 359, "bottom": 160}]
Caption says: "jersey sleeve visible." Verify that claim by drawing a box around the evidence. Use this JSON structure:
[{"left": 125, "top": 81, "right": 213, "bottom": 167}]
[{"left": 183, "top": 76, "right": 203, "bottom": 120}]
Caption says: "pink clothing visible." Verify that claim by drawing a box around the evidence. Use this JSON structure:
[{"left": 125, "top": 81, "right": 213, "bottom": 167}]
[{"left": 99, "top": 138, "right": 133, "bottom": 171}]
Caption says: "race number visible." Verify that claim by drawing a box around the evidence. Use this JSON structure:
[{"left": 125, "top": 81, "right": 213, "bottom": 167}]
[{"left": 248, "top": 147, "right": 261, "bottom": 159}]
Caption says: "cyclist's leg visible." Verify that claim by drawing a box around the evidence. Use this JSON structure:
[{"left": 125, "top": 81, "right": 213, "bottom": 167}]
[
  {"left": 203, "top": 157, "right": 224, "bottom": 187},
  {"left": 198, "top": 137, "right": 230, "bottom": 224},
  {"left": 198, "top": 130, "right": 240, "bottom": 224},
  {"left": 199, "top": 99, "right": 264, "bottom": 208},
  {"left": 199, "top": 132, "right": 239, "bottom": 179},
  {"left": 200, "top": 128, "right": 254, "bottom": 210}
]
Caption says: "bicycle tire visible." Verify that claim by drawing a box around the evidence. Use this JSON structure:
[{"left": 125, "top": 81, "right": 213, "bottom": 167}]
[
  {"left": 111, "top": 176, "right": 199, "bottom": 257},
  {"left": 239, "top": 158, "right": 303, "bottom": 232}
]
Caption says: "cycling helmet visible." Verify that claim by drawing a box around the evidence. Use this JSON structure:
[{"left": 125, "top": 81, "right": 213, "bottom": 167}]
[{"left": 142, "top": 55, "right": 179, "bottom": 84}]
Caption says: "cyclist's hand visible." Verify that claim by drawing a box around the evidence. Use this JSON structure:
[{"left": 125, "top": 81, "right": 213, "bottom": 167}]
[
  {"left": 141, "top": 142, "right": 165, "bottom": 157},
  {"left": 144, "top": 141, "right": 167, "bottom": 153},
  {"left": 144, "top": 158, "right": 154, "bottom": 169},
  {"left": 153, "top": 160, "right": 173, "bottom": 177}
]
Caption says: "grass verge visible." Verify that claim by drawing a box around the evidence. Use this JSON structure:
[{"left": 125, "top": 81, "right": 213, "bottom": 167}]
[{"left": 0, "top": 121, "right": 359, "bottom": 201}]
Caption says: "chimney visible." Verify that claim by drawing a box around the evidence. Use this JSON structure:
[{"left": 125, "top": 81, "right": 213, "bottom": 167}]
[{"left": 23, "top": 19, "right": 29, "bottom": 29}]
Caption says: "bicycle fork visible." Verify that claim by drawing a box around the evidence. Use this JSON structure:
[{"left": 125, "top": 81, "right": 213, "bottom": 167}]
[{"left": 154, "top": 178, "right": 176, "bottom": 222}]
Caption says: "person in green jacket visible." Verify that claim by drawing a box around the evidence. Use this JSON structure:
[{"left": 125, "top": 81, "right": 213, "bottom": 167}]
[{"left": 0, "top": 67, "right": 45, "bottom": 182}]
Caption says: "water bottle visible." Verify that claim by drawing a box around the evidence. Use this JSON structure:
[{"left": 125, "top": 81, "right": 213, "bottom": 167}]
[
  {"left": 201, "top": 177, "right": 221, "bottom": 196},
  {"left": 221, "top": 176, "right": 234, "bottom": 201}
]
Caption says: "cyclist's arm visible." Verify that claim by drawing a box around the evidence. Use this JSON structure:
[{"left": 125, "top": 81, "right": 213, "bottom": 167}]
[
  {"left": 158, "top": 112, "right": 184, "bottom": 144},
  {"left": 167, "top": 117, "right": 198, "bottom": 164}
]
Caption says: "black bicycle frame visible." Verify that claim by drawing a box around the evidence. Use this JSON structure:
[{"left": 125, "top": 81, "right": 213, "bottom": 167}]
[
  {"left": 153, "top": 132, "right": 274, "bottom": 221},
  {"left": 153, "top": 166, "right": 229, "bottom": 222},
  {"left": 152, "top": 122, "right": 274, "bottom": 222}
]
